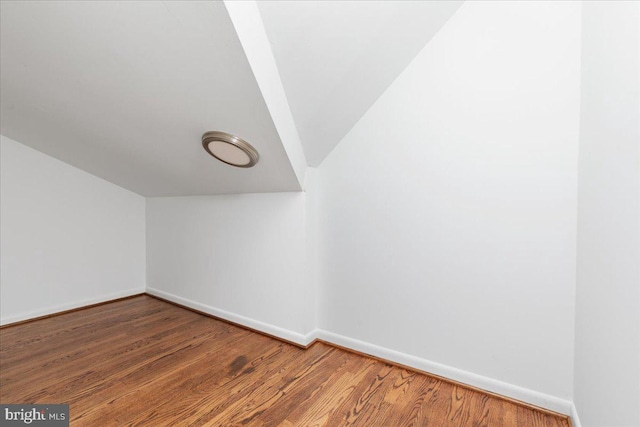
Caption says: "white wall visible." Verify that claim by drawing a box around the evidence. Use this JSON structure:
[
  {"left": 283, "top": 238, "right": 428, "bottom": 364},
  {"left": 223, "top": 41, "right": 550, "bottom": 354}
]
[
  {"left": 305, "top": 168, "right": 320, "bottom": 332},
  {"left": 146, "top": 192, "right": 314, "bottom": 344},
  {"left": 0, "top": 135, "right": 145, "bottom": 324},
  {"left": 317, "top": 0, "right": 581, "bottom": 404},
  {"left": 574, "top": 2, "right": 640, "bottom": 426}
]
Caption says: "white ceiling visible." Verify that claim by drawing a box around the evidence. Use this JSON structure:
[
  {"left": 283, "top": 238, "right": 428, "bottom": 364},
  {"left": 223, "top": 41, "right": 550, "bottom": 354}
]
[
  {"left": 0, "top": 1, "right": 301, "bottom": 196},
  {"left": 1, "top": 1, "right": 463, "bottom": 195},
  {"left": 257, "top": 0, "right": 463, "bottom": 166}
]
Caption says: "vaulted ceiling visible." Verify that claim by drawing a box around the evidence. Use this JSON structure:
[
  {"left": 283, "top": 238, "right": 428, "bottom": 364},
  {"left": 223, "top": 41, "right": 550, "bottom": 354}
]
[
  {"left": 258, "top": 0, "right": 463, "bottom": 166},
  {"left": 0, "top": 1, "right": 462, "bottom": 196}
]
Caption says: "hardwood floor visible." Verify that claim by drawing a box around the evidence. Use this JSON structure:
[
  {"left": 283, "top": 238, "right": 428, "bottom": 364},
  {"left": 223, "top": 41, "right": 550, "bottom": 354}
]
[{"left": 0, "top": 296, "right": 571, "bottom": 426}]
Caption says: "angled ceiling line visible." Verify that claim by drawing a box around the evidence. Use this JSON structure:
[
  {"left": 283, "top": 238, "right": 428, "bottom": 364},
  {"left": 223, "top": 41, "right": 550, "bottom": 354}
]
[
  {"left": 224, "top": 0, "right": 308, "bottom": 189},
  {"left": 0, "top": 1, "right": 303, "bottom": 196},
  {"left": 257, "top": 0, "right": 464, "bottom": 167}
]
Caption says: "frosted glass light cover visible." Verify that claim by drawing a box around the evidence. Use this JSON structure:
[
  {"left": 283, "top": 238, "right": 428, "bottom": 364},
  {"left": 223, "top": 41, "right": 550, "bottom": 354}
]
[
  {"left": 201, "top": 131, "right": 259, "bottom": 168},
  {"left": 207, "top": 140, "right": 251, "bottom": 166}
]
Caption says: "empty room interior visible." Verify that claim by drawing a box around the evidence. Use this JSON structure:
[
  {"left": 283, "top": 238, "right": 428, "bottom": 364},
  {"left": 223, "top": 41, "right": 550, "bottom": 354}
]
[{"left": 0, "top": 1, "right": 639, "bottom": 426}]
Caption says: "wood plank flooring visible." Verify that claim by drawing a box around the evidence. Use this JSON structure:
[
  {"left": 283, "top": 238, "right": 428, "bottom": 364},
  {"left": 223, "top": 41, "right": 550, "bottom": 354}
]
[{"left": 0, "top": 295, "right": 571, "bottom": 426}]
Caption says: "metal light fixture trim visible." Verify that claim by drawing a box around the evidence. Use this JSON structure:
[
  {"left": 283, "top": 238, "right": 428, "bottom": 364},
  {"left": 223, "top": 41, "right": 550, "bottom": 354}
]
[{"left": 202, "top": 131, "right": 259, "bottom": 168}]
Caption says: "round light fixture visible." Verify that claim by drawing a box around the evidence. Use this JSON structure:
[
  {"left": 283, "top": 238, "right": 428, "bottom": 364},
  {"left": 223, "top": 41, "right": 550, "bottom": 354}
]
[{"left": 202, "top": 131, "right": 259, "bottom": 168}]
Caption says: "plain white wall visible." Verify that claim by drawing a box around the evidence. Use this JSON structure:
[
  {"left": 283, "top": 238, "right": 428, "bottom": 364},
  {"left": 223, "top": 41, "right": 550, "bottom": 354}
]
[
  {"left": 304, "top": 168, "right": 320, "bottom": 332},
  {"left": 574, "top": 2, "right": 640, "bottom": 426},
  {"left": 317, "top": 1, "right": 581, "bottom": 400},
  {"left": 146, "top": 192, "right": 313, "bottom": 339},
  {"left": 0, "top": 135, "right": 146, "bottom": 324}
]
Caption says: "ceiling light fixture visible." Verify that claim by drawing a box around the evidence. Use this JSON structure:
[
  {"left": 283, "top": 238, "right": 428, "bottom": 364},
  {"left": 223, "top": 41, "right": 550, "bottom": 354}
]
[{"left": 202, "top": 131, "right": 259, "bottom": 168}]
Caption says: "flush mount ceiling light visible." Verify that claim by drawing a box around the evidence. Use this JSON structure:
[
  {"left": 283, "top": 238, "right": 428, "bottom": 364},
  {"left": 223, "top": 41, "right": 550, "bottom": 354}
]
[{"left": 202, "top": 131, "right": 259, "bottom": 168}]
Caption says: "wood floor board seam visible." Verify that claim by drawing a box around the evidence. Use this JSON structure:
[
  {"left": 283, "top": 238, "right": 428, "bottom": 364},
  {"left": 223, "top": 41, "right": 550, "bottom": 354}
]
[
  {"left": 141, "top": 293, "right": 571, "bottom": 424},
  {"left": 0, "top": 294, "right": 571, "bottom": 427}
]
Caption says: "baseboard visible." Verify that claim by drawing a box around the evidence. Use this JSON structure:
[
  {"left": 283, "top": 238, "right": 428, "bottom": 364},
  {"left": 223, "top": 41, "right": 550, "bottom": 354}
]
[
  {"left": 315, "top": 329, "right": 573, "bottom": 417},
  {"left": 139, "top": 290, "right": 576, "bottom": 418},
  {"left": 142, "top": 291, "right": 572, "bottom": 416},
  {"left": 1, "top": 288, "right": 576, "bottom": 421},
  {"left": 145, "top": 288, "right": 316, "bottom": 347},
  {"left": 0, "top": 288, "right": 145, "bottom": 326},
  {"left": 570, "top": 402, "right": 582, "bottom": 427}
]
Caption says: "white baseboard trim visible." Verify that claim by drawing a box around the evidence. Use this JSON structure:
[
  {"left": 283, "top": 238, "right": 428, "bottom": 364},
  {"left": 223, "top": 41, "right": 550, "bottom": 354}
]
[
  {"left": 0, "top": 287, "right": 145, "bottom": 326},
  {"left": 303, "top": 329, "right": 320, "bottom": 346},
  {"left": 145, "top": 288, "right": 316, "bottom": 347},
  {"left": 570, "top": 403, "right": 582, "bottom": 427},
  {"left": 1, "top": 287, "right": 578, "bottom": 419},
  {"left": 315, "top": 329, "right": 573, "bottom": 416},
  {"left": 142, "top": 290, "right": 574, "bottom": 417}
]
